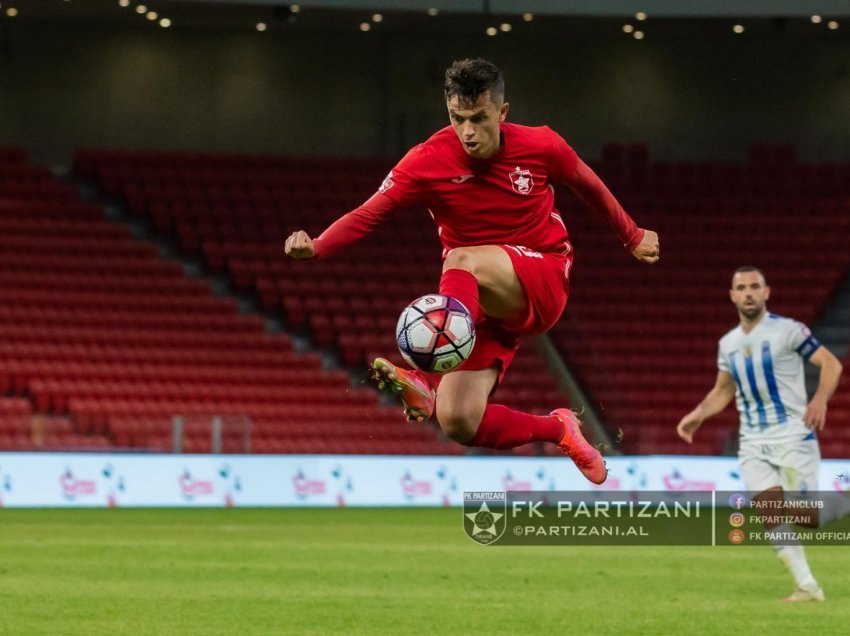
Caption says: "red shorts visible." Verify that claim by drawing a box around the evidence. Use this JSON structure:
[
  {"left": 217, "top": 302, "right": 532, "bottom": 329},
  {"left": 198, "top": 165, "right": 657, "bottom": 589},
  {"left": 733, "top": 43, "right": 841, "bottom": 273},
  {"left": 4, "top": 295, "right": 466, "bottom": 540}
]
[{"left": 458, "top": 244, "right": 572, "bottom": 385}]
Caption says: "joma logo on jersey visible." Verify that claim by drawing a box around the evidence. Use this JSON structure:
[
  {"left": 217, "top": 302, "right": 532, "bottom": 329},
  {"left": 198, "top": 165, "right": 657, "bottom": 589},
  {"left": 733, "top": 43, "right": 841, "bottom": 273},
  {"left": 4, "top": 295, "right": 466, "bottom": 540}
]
[{"left": 509, "top": 166, "right": 533, "bottom": 195}]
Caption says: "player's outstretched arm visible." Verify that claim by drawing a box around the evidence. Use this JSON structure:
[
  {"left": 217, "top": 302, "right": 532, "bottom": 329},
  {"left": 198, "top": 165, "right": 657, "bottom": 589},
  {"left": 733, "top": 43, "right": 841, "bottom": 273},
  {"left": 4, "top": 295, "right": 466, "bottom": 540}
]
[
  {"left": 676, "top": 371, "right": 736, "bottom": 443},
  {"left": 284, "top": 230, "right": 316, "bottom": 260},
  {"left": 283, "top": 192, "right": 399, "bottom": 261},
  {"left": 804, "top": 346, "right": 844, "bottom": 430},
  {"left": 564, "top": 159, "right": 659, "bottom": 263}
]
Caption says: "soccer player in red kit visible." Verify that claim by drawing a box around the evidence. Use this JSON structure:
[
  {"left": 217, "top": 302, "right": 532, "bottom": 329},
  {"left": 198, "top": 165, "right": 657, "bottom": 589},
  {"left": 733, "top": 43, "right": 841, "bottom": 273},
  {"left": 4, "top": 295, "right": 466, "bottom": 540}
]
[{"left": 285, "top": 59, "right": 660, "bottom": 484}]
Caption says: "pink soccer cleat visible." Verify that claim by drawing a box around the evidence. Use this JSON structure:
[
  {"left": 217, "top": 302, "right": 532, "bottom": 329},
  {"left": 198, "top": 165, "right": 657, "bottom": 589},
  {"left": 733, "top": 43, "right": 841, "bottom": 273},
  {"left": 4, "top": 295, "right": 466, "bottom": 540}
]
[
  {"left": 371, "top": 358, "right": 435, "bottom": 422},
  {"left": 551, "top": 408, "right": 608, "bottom": 485}
]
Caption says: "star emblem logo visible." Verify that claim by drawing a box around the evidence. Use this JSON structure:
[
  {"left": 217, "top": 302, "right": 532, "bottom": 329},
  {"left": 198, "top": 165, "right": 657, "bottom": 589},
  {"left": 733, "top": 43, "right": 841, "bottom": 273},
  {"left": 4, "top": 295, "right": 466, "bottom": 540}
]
[
  {"left": 462, "top": 492, "right": 507, "bottom": 545},
  {"left": 465, "top": 501, "right": 504, "bottom": 535},
  {"left": 508, "top": 166, "right": 534, "bottom": 195}
]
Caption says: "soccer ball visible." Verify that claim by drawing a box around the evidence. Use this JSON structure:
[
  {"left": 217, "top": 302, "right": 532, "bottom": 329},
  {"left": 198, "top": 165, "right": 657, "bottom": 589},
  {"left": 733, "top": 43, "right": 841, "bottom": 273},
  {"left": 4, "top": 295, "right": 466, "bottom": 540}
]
[{"left": 396, "top": 294, "right": 476, "bottom": 373}]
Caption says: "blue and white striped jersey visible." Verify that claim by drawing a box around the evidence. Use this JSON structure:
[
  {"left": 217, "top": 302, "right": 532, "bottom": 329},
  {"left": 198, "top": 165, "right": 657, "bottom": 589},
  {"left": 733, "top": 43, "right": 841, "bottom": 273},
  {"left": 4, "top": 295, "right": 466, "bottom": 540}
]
[{"left": 717, "top": 313, "right": 821, "bottom": 442}]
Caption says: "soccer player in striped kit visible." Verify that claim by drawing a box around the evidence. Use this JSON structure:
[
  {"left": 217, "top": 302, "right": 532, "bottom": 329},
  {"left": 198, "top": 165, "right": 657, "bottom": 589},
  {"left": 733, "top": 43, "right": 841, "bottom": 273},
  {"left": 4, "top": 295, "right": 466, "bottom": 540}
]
[{"left": 678, "top": 266, "right": 846, "bottom": 602}]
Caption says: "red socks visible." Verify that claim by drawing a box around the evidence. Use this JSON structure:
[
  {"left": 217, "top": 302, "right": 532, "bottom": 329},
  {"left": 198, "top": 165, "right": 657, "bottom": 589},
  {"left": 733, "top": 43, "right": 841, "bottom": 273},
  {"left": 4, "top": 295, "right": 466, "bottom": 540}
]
[
  {"left": 439, "top": 268, "right": 480, "bottom": 320},
  {"left": 468, "top": 404, "right": 565, "bottom": 449},
  {"left": 438, "top": 269, "right": 561, "bottom": 451}
]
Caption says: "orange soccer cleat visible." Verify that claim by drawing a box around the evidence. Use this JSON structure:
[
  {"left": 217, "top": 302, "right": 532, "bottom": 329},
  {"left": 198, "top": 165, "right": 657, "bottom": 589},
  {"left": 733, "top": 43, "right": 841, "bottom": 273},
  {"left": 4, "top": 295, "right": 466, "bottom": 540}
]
[
  {"left": 371, "top": 358, "right": 436, "bottom": 422},
  {"left": 551, "top": 408, "right": 608, "bottom": 485}
]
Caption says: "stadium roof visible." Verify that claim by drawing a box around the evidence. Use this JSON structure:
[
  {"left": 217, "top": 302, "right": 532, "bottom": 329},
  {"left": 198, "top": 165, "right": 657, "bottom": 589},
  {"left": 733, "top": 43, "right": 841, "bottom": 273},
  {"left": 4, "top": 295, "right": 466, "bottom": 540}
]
[
  {"left": 8, "top": 0, "right": 850, "bottom": 31},
  {"left": 194, "top": 0, "right": 850, "bottom": 17}
]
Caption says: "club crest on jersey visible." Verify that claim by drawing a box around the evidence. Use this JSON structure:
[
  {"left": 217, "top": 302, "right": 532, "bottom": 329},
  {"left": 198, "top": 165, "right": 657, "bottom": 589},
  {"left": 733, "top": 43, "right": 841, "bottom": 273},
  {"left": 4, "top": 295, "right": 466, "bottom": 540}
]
[
  {"left": 379, "top": 171, "right": 395, "bottom": 194},
  {"left": 509, "top": 166, "right": 533, "bottom": 195}
]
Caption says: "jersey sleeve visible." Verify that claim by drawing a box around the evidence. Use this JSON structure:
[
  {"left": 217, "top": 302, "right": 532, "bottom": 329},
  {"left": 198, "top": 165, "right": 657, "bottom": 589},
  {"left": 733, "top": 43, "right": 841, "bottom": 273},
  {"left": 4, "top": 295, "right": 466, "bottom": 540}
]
[
  {"left": 717, "top": 342, "right": 730, "bottom": 373},
  {"left": 785, "top": 319, "right": 821, "bottom": 360},
  {"left": 555, "top": 134, "right": 645, "bottom": 251},
  {"left": 373, "top": 145, "right": 427, "bottom": 209},
  {"left": 311, "top": 145, "right": 430, "bottom": 259},
  {"left": 312, "top": 192, "right": 398, "bottom": 259},
  {"left": 546, "top": 128, "right": 579, "bottom": 183}
]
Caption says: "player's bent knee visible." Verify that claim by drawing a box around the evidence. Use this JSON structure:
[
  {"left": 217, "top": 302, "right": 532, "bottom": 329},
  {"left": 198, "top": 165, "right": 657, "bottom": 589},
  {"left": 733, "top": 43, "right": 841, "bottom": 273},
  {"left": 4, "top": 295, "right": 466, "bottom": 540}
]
[
  {"left": 435, "top": 405, "right": 481, "bottom": 444},
  {"left": 443, "top": 247, "right": 478, "bottom": 275}
]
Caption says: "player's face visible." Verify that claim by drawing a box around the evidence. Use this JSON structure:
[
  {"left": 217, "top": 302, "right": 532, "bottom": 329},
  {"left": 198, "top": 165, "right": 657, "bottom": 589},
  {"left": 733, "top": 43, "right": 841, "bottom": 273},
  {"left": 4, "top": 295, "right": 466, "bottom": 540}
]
[
  {"left": 446, "top": 92, "right": 509, "bottom": 159},
  {"left": 730, "top": 271, "right": 771, "bottom": 320}
]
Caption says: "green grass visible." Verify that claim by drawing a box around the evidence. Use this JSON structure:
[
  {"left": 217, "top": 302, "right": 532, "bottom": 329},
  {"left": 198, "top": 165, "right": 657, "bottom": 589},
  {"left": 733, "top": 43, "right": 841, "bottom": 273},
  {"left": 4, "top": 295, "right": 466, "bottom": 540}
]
[{"left": 0, "top": 508, "right": 848, "bottom": 635}]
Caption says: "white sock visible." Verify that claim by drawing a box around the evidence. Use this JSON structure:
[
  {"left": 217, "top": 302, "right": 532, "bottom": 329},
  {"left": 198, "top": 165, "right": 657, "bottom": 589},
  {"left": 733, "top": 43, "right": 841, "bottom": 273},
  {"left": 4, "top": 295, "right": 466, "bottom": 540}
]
[
  {"left": 771, "top": 524, "right": 816, "bottom": 588},
  {"left": 818, "top": 493, "right": 850, "bottom": 528}
]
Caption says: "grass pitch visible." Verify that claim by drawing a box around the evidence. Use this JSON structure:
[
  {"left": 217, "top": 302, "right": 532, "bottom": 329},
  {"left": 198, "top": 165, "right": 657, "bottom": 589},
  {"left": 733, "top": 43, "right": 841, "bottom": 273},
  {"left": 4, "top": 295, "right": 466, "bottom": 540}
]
[{"left": 0, "top": 508, "right": 848, "bottom": 635}]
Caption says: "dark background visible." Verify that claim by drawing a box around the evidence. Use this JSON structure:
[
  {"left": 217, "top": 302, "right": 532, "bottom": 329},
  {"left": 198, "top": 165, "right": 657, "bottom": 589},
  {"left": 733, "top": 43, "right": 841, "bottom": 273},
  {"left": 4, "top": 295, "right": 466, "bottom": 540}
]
[{"left": 1, "top": 3, "right": 849, "bottom": 165}]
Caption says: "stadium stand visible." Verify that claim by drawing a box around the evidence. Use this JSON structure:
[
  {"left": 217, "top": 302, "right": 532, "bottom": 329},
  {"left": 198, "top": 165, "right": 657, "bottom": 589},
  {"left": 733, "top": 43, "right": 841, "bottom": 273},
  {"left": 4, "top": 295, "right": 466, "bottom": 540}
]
[
  {"left": 0, "top": 145, "right": 472, "bottom": 455},
  {"left": 551, "top": 143, "right": 850, "bottom": 457},
  {"left": 77, "top": 145, "right": 850, "bottom": 458},
  {"left": 72, "top": 145, "right": 850, "bottom": 457},
  {"left": 73, "top": 148, "right": 575, "bottom": 455},
  {"left": 0, "top": 148, "right": 565, "bottom": 454},
  {"left": 6, "top": 143, "right": 846, "bottom": 458}
]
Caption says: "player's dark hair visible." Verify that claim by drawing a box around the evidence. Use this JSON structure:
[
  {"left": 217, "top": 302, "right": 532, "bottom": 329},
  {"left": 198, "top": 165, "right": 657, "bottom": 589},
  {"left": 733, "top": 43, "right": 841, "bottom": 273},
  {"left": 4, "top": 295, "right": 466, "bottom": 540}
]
[
  {"left": 732, "top": 266, "right": 766, "bottom": 286},
  {"left": 444, "top": 59, "right": 505, "bottom": 105}
]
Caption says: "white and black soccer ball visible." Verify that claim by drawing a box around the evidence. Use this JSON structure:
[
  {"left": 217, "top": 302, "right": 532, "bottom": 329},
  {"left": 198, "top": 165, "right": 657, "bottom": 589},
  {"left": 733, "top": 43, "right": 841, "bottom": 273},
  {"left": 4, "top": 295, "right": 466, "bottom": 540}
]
[{"left": 395, "top": 294, "right": 476, "bottom": 373}]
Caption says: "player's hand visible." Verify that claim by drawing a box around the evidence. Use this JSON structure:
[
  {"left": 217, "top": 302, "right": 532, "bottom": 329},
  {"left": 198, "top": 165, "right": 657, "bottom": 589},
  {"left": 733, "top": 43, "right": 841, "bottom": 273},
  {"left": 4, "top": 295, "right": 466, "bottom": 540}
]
[
  {"left": 804, "top": 397, "right": 828, "bottom": 430},
  {"left": 631, "top": 229, "right": 660, "bottom": 264},
  {"left": 676, "top": 414, "right": 702, "bottom": 444},
  {"left": 284, "top": 230, "right": 316, "bottom": 259}
]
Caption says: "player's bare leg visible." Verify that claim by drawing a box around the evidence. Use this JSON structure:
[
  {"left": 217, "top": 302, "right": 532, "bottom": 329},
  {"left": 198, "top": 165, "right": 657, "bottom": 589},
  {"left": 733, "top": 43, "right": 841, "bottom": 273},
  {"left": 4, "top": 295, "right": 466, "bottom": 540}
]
[
  {"left": 371, "top": 244, "right": 523, "bottom": 422},
  {"left": 434, "top": 367, "right": 498, "bottom": 443},
  {"left": 441, "top": 245, "right": 606, "bottom": 482},
  {"left": 442, "top": 245, "right": 526, "bottom": 322},
  {"left": 370, "top": 244, "right": 607, "bottom": 483}
]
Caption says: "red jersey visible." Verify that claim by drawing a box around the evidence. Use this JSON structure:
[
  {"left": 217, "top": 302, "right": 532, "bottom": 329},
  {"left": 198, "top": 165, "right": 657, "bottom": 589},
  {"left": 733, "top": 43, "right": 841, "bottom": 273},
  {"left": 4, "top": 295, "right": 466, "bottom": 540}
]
[
  {"left": 313, "top": 122, "right": 642, "bottom": 259},
  {"left": 379, "top": 123, "right": 577, "bottom": 254}
]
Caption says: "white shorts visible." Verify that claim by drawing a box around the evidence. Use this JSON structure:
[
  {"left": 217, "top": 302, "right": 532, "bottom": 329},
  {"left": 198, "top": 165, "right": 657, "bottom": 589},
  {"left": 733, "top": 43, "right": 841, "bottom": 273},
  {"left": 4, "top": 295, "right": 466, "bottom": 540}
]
[{"left": 738, "top": 439, "right": 820, "bottom": 494}]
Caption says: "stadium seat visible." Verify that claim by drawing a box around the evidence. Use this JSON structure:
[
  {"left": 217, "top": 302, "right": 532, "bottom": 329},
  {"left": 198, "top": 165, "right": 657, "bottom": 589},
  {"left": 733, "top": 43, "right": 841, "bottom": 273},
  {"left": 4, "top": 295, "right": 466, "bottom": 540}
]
[
  {"left": 549, "top": 146, "right": 850, "bottom": 456},
  {"left": 68, "top": 148, "right": 578, "bottom": 457}
]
